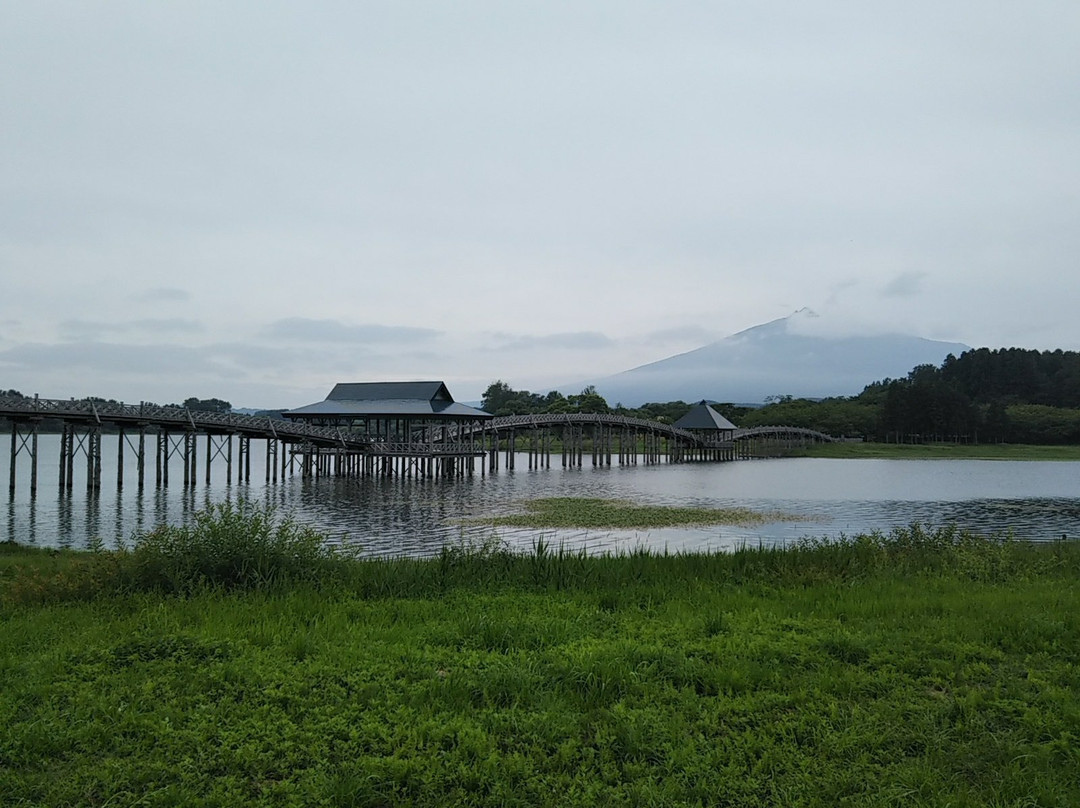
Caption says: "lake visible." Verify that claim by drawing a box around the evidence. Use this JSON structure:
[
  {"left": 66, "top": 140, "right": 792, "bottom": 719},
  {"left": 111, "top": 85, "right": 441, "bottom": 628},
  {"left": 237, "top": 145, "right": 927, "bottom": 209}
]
[{"left": 3, "top": 434, "right": 1079, "bottom": 555}]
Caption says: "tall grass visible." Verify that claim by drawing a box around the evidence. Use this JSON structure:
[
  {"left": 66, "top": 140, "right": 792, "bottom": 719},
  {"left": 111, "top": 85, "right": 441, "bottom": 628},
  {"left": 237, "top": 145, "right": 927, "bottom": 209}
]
[
  {"left": 123, "top": 500, "right": 342, "bottom": 593},
  {"left": 2, "top": 503, "right": 1077, "bottom": 607},
  {"left": 2, "top": 501, "right": 346, "bottom": 604}
]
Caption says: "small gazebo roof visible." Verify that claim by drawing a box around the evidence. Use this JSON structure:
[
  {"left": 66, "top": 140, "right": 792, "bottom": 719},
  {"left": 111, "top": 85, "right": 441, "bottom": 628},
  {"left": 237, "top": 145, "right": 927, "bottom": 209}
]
[
  {"left": 672, "top": 400, "right": 737, "bottom": 431},
  {"left": 284, "top": 381, "right": 493, "bottom": 420}
]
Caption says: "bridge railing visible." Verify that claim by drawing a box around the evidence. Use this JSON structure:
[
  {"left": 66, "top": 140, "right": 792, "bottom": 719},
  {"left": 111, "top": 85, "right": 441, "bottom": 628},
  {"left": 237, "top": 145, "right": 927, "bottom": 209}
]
[
  {"left": 448, "top": 412, "right": 701, "bottom": 443},
  {"left": 733, "top": 426, "right": 836, "bottom": 443},
  {"left": 0, "top": 396, "right": 366, "bottom": 448},
  {"left": 2, "top": 396, "right": 839, "bottom": 453},
  {"left": 366, "top": 442, "right": 486, "bottom": 457}
]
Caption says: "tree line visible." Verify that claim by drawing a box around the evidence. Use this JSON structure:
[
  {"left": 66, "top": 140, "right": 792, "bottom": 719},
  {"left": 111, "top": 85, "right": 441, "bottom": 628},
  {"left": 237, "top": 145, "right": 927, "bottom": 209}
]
[
  {"left": 483, "top": 347, "right": 1080, "bottom": 445},
  {"left": 0, "top": 391, "right": 232, "bottom": 414},
  {"left": 734, "top": 349, "right": 1080, "bottom": 444}
]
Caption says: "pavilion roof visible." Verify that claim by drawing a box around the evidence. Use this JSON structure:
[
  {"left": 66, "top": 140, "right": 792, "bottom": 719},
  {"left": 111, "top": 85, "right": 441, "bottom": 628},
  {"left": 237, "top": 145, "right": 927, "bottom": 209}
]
[
  {"left": 284, "top": 381, "right": 492, "bottom": 420},
  {"left": 672, "top": 400, "right": 737, "bottom": 431}
]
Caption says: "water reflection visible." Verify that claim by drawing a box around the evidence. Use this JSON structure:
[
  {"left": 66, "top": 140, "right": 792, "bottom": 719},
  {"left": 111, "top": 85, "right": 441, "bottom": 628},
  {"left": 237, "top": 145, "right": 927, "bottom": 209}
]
[{"left": 2, "top": 432, "right": 1079, "bottom": 555}]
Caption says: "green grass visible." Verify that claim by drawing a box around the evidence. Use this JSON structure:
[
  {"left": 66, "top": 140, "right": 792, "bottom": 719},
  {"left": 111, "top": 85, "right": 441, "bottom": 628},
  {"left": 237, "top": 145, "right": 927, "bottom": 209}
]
[
  {"left": 2, "top": 508, "right": 1079, "bottom": 806},
  {"left": 793, "top": 441, "right": 1080, "bottom": 460},
  {"left": 467, "top": 496, "right": 806, "bottom": 529}
]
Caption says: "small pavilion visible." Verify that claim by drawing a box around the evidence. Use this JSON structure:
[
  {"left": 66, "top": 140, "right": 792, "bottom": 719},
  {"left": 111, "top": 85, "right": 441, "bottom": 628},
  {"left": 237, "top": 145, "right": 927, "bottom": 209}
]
[
  {"left": 283, "top": 381, "right": 492, "bottom": 442},
  {"left": 672, "top": 400, "right": 737, "bottom": 442}
]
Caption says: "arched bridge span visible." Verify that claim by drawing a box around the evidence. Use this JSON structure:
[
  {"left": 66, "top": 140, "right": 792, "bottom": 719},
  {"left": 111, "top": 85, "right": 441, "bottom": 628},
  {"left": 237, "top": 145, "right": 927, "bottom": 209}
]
[{"left": 734, "top": 426, "right": 837, "bottom": 443}]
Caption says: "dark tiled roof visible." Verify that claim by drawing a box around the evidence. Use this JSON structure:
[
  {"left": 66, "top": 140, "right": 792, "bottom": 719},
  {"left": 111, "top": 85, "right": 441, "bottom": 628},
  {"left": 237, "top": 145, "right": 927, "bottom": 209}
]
[
  {"left": 672, "top": 400, "right": 737, "bottom": 431},
  {"left": 327, "top": 381, "right": 452, "bottom": 402},
  {"left": 285, "top": 381, "right": 492, "bottom": 420}
]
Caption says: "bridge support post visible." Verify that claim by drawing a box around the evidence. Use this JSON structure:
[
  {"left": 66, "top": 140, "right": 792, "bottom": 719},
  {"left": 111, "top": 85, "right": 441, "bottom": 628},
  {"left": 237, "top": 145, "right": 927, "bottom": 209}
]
[
  {"left": 239, "top": 436, "right": 250, "bottom": 483},
  {"left": 182, "top": 432, "right": 197, "bottom": 487},
  {"left": 58, "top": 423, "right": 68, "bottom": 489},
  {"left": 117, "top": 427, "right": 125, "bottom": 489},
  {"left": 138, "top": 427, "right": 146, "bottom": 489},
  {"left": 88, "top": 428, "right": 101, "bottom": 492},
  {"left": 113, "top": 425, "right": 147, "bottom": 490},
  {"left": 7, "top": 421, "right": 39, "bottom": 496},
  {"left": 8, "top": 421, "right": 16, "bottom": 494},
  {"left": 31, "top": 420, "right": 39, "bottom": 493}
]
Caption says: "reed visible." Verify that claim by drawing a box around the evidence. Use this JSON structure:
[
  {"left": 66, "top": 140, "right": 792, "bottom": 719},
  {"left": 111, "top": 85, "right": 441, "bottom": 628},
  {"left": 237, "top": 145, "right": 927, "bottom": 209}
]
[{"left": 3, "top": 504, "right": 1077, "bottom": 605}]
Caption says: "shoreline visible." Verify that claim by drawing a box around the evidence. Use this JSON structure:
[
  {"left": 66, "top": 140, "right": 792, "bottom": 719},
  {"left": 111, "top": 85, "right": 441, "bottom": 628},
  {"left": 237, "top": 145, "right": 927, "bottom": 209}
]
[{"left": 791, "top": 442, "right": 1080, "bottom": 461}]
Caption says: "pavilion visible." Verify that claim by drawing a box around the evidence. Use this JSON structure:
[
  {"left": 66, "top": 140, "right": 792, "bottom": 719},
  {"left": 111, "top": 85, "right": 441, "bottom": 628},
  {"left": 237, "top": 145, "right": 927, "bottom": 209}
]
[
  {"left": 672, "top": 400, "right": 737, "bottom": 442},
  {"left": 281, "top": 382, "right": 494, "bottom": 478},
  {"left": 283, "top": 381, "right": 492, "bottom": 444}
]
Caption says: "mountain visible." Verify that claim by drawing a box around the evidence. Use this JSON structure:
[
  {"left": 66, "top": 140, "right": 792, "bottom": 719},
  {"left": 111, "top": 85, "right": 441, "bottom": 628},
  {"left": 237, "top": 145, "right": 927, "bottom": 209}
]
[{"left": 588, "top": 310, "right": 970, "bottom": 406}]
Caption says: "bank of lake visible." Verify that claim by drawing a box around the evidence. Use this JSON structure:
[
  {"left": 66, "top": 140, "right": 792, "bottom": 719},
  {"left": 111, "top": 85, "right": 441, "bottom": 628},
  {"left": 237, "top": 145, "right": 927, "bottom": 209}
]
[
  {"left": 2, "top": 507, "right": 1078, "bottom": 807},
  {"left": 793, "top": 441, "right": 1080, "bottom": 461}
]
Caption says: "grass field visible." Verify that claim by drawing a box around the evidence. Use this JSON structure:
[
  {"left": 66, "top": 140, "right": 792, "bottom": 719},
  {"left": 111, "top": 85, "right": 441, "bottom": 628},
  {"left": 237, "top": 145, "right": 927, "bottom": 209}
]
[
  {"left": 793, "top": 442, "right": 1080, "bottom": 461},
  {"left": 2, "top": 503, "right": 1078, "bottom": 807}
]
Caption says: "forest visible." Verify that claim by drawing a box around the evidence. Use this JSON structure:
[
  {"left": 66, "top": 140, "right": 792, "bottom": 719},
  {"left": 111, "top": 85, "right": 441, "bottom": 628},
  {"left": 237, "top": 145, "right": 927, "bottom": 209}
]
[{"left": 482, "top": 347, "right": 1080, "bottom": 445}]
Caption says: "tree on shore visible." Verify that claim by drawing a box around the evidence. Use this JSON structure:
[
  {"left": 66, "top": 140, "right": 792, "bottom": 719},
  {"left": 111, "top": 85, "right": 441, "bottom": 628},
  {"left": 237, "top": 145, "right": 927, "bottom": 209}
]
[
  {"left": 177, "top": 397, "right": 232, "bottom": 414},
  {"left": 742, "top": 347, "right": 1080, "bottom": 444}
]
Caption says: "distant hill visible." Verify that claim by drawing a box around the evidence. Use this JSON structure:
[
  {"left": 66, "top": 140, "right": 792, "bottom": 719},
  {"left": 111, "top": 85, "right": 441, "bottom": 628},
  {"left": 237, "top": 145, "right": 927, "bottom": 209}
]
[{"left": 588, "top": 310, "right": 970, "bottom": 406}]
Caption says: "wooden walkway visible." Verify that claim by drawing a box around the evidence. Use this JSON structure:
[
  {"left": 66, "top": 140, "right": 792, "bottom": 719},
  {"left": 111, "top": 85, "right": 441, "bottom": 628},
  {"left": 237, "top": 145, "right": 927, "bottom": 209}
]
[{"left": 1, "top": 395, "right": 836, "bottom": 493}]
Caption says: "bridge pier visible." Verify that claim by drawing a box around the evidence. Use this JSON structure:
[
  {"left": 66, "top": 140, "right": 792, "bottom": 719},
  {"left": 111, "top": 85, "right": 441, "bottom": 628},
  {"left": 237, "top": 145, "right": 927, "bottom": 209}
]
[
  {"left": 203, "top": 434, "right": 233, "bottom": 485},
  {"left": 8, "top": 420, "right": 39, "bottom": 495},
  {"left": 114, "top": 426, "right": 147, "bottom": 490},
  {"left": 156, "top": 431, "right": 194, "bottom": 488},
  {"left": 238, "top": 435, "right": 250, "bottom": 482},
  {"left": 56, "top": 424, "right": 102, "bottom": 492}
]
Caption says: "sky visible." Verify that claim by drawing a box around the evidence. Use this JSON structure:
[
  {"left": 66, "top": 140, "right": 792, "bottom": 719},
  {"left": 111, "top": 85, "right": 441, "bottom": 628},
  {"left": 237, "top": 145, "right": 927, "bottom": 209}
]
[{"left": 2, "top": 1, "right": 1078, "bottom": 408}]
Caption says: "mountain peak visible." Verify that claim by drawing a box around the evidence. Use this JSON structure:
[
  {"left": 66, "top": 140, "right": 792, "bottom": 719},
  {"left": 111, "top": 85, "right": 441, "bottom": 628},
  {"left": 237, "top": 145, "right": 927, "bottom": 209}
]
[
  {"left": 726, "top": 308, "right": 821, "bottom": 341},
  {"left": 588, "top": 313, "right": 969, "bottom": 406}
]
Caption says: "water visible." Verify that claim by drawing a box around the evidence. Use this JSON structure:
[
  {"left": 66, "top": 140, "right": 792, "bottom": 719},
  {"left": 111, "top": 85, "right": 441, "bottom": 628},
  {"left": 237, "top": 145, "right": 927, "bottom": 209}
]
[{"left": 4, "top": 434, "right": 1079, "bottom": 556}]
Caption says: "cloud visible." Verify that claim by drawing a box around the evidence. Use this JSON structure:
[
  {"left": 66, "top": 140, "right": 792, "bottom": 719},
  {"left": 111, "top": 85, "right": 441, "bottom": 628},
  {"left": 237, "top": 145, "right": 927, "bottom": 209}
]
[
  {"left": 57, "top": 320, "right": 125, "bottom": 340},
  {"left": 263, "top": 318, "right": 441, "bottom": 344},
  {"left": 825, "top": 279, "right": 860, "bottom": 305},
  {"left": 640, "top": 326, "right": 721, "bottom": 346},
  {"left": 134, "top": 287, "right": 192, "bottom": 303},
  {"left": 58, "top": 318, "right": 204, "bottom": 340},
  {"left": 882, "top": 271, "right": 927, "bottom": 298},
  {"left": 486, "top": 331, "right": 615, "bottom": 351},
  {"left": 132, "top": 318, "right": 204, "bottom": 334},
  {"left": 0, "top": 341, "right": 232, "bottom": 377}
]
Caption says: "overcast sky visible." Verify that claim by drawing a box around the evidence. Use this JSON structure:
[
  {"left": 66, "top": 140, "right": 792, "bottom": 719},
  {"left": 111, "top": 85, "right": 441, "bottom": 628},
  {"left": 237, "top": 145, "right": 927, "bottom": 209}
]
[{"left": 2, "top": 1, "right": 1078, "bottom": 407}]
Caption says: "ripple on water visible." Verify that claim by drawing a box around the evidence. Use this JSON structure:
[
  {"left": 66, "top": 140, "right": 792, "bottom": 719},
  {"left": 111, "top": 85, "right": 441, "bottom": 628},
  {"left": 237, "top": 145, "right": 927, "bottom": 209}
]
[{"left": 3, "top": 437, "right": 1079, "bottom": 554}]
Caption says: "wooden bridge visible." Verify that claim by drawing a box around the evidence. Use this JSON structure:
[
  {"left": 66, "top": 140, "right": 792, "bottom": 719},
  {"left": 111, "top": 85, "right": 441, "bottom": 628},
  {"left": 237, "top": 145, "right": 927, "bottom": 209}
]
[{"left": 1, "top": 395, "right": 835, "bottom": 494}]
